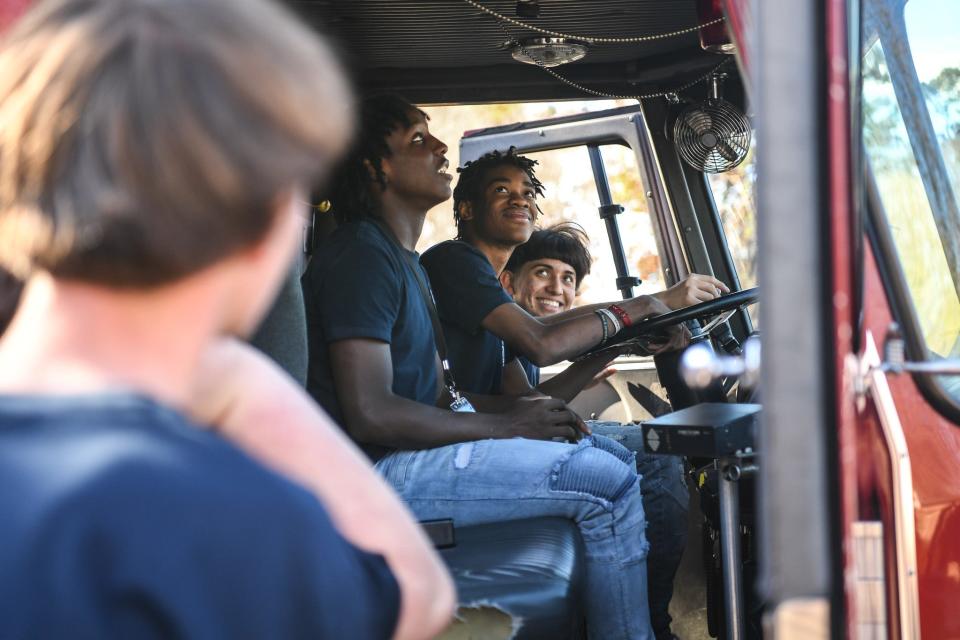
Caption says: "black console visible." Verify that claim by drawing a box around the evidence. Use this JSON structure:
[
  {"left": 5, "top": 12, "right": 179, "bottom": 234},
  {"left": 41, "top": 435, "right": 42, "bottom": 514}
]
[{"left": 642, "top": 402, "right": 760, "bottom": 457}]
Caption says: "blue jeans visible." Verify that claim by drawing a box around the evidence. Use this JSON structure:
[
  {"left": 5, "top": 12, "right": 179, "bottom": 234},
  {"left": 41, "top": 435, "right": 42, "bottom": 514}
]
[
  {"left": 376, "top": 435, "right": 654, "bottom": 640},
  {"left": 589, "top": 422, "right": 689, "bottom": 640}
]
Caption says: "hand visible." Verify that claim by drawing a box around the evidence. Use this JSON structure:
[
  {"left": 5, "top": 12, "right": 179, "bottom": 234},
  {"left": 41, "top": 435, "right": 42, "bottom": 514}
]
[
  {"left": 606, "top": 297, "right": 690, "bottom": 354},
  {"left": 656, "top": 274, "right": 729, "bottom": 310},
  {"left": 584, "top": 367, "right": 617, "bottom": 390},
  {"left": 501, "top": 395, "right": 590, "bottom": 442}
]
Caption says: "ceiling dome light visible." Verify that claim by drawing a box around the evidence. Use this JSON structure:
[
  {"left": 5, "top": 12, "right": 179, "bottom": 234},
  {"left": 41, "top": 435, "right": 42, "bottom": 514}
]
[{"left": 510, "top": 37, "right": 588, "bottom": 67}]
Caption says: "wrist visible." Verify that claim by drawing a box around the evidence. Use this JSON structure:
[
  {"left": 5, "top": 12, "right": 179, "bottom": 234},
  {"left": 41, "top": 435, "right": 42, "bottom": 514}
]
[{"left": 607, "top": 303, "right": 632, "bottom": 327}]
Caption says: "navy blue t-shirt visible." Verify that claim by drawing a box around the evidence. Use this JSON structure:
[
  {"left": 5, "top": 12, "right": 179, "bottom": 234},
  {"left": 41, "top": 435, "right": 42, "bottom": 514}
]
[
  {"left": 0, "top": 392, "right": 400, "bottom": 639},
  {"left": 421, "top": 240, "right": 514, "bottom": 395},
  {"left": 303, "top": 220, "right": 439, "bottom": 461},
  {"left": 516, "top": 353, "right": 541, "bottom": 387}
]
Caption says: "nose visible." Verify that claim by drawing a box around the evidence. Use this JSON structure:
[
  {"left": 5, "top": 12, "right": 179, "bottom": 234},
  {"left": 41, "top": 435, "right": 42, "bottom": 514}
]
[
  {"left": 509, "top": 189, "right": 530, "bottom": 208},
  {"left": 546, "top": 274, "right": 564, "bottom": 294},
  {"left": 432, "top": 135, "right": 448, "bottom": 156}
]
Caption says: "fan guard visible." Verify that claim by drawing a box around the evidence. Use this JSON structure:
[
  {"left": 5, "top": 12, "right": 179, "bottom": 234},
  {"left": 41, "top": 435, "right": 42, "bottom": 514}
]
[{"left": 673, "top": 74, "right": 751, "bottom": 174}]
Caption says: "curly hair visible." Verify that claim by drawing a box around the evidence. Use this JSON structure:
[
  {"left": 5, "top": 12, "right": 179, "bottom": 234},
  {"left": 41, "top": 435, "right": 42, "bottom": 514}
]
[
  {"left": 327, "top": 94, "right": 424, "bottom": 225},
  {"left": 452, "top": 148, "right": 544, "bottom": 239},
  {"left": 505, "top": 222, "right": 592, "bottom": 289}
]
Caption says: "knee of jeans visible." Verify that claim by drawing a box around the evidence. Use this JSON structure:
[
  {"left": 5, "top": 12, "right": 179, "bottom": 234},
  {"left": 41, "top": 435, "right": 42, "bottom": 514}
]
[
  {"left": 550, "top": 444, "right": 637, "bottom": 504},
  {"left": 587, "top": 433, "right": 636, "bottom": 468}
]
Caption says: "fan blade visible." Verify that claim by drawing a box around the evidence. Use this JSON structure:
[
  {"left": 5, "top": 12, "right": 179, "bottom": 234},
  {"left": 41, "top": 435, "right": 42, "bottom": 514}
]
[
  {"left": 682, "top": 109, "right": 713, "bottom": 136},
  {"left": 717, "top": 139, "right": 743, "bottom": 163}
]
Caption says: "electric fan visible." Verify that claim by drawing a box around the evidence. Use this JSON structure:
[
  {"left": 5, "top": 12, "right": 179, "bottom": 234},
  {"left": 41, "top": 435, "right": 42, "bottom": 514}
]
[{"left": 673, "top": 73, "right": 751, "bottom": 174}]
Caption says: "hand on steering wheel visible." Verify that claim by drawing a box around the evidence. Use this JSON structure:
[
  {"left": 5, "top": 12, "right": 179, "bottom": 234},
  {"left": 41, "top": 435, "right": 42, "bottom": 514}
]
[{"left": 577, "top": 287, "right": 759, "bottom": 360}]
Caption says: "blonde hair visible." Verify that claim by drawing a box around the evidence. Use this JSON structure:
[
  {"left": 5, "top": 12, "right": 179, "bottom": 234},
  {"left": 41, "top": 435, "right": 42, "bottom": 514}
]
[{"left": 0, "top": 0, "right": 353, "bottom": 286}]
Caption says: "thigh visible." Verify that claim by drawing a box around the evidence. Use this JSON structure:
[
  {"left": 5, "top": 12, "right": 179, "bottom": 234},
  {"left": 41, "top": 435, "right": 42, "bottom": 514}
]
[{"left": 386, "top": 437, "right": 639, "bottom": 528}]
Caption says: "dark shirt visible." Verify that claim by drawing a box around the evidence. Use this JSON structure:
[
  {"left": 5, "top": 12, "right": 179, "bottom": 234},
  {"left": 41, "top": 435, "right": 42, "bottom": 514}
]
[
  {"left": 421, "top": 240, "right": 514, "bottom": 396},
  {"left": 303, "top": 220, "right": 439, "bottom": 461},
  {"left": 517, "top": 353, "right": 540, "bottom": 387},
  {"left": 0, "top": 392, "right": 400, "bottom": 639}
]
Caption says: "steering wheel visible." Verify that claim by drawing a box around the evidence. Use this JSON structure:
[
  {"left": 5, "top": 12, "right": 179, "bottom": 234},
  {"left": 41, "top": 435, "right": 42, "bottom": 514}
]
[
  {"left": 578, "top": 287, "right": 759, "bottom": 358},
  {"left": 626, "top": 286, "right": 758, "bottom": 337}
]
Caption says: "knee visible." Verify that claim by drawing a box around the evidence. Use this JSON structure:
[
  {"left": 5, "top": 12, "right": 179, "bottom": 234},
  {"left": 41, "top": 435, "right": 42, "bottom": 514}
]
[
  {"left": 550, "top": 444, "right": 637, "bottom": 503},
  {"left": 587, "top": 433, "right": 636, "bottom": 468}
]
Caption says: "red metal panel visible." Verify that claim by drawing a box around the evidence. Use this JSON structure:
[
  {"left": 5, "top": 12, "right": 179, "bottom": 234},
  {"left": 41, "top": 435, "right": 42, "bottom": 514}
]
[
  {"left": 721, "top": 0, "right": 751, "bottom": 79},
  {"left": 824, "top": 0, "right": 859, "bottom": 636},
  {"left": 861, "top": 242, "right": 960, "bottom": 637}
]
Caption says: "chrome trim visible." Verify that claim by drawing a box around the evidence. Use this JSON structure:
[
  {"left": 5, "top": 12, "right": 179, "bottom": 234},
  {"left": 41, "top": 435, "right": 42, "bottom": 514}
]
[{"left": 861, "top": 332, "right": 921, "bottom": 639}]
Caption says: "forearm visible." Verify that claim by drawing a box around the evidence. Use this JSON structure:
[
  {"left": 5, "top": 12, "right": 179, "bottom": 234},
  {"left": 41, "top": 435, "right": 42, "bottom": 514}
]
[
  {"left": 346, "top": 392, "right": 509, "bottom": 449},
  {"left": 536, "top": 354, "right": 617, "bottom": 403},
  {"left": 493, "top": 296, "right": 668, "bottom": 367}
]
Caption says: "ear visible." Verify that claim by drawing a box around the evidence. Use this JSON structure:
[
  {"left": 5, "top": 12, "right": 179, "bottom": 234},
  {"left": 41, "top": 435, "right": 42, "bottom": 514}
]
[
  {"left": 499, "top": 270, "right": 515, "bottom": 296},
  {"left": 362, "top": 158, "right": 385, "bottom": 184},
  {"left": 457, "top": 200, "right": 474, "bottom": 223}
]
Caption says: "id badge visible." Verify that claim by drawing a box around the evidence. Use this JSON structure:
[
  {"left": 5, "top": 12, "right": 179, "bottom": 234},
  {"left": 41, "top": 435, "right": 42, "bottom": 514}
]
[{"left": 450, "top": 395, "right": 476, "bottom": 413}]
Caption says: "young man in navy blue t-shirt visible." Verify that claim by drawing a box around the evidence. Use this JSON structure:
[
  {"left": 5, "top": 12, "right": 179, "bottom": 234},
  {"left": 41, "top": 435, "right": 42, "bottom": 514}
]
[
  {"left": 0, "top": 2, "right": 452, "bottom": 638},
  {"left": 420, "top": 151, "right": 717, "bottom": 640},
  {"left": 304, "top": 94, "right": 683, "bottom": 640}
]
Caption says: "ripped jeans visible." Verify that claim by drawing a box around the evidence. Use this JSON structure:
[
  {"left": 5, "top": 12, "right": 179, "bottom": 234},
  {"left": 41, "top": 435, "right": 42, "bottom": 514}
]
[{"left": 375, "top": 435, "right": 654, "bottom": 640}]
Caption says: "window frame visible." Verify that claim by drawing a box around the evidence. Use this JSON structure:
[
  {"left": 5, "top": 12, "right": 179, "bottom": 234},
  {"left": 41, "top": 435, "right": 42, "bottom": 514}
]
[{"left": 861, "top": 0, "right": 960, "bottom": 423}]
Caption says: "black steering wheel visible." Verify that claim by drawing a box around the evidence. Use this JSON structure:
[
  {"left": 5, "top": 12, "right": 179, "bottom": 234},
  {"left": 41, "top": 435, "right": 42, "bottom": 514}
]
[
  {"left": 579, "top": 287, "right": 759, "bottom": 358},
  {"left": 626, "top": 286, "right": 758, "bottom": 337}
]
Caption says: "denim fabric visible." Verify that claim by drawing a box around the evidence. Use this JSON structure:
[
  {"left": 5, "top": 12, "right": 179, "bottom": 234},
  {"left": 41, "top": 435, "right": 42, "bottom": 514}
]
[
  {"left": 376, "top": 434, "right": 654, "bottom": 640},
  {"left": 589, "top": 422, "right": 689, "bottom": 640}
]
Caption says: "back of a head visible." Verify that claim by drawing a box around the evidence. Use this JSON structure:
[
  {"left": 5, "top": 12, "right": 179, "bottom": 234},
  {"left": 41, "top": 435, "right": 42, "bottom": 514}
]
[
  {"left": 0, "top": 0, "right": 353, "bottom": 287},
  {"left": 506, "top": 222, "right": 592, "bottom": 287}
]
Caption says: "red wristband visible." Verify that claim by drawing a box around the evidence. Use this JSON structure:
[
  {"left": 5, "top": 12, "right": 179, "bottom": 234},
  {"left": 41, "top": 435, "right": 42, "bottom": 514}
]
[{"left": 608, "top": 304, "right": 632, "bottom": 327}]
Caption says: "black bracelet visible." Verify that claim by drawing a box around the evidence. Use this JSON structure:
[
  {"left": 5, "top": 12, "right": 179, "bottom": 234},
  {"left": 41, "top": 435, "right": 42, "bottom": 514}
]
[{"left": 594, "top": 309, "right": 609, "bottom": 346}]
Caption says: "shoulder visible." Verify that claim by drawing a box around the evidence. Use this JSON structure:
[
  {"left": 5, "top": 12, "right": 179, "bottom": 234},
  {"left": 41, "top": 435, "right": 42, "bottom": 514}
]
[
  {"left": 421, "top": 239, "right": 487, "bottom": 269},
  {"left": 305, "top": 221, "right": 402, "bottom": 285},
  {"left": 0, "top": 397, "right": 400, "bottom": 637}
]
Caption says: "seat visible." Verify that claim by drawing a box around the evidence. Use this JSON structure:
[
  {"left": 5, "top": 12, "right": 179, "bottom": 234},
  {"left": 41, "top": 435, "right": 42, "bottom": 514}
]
[{"left": 440, "top": 517, "right": 587, "bottom": 639}]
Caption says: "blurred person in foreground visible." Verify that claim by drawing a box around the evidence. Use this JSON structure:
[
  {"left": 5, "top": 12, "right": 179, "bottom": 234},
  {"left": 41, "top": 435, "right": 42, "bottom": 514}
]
[{"left": 0, "top": 1, "right": 452, "bottom": 638}]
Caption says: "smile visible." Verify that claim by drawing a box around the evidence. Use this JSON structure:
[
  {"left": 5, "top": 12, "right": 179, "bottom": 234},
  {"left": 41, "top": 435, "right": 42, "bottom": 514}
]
[
  {"left": 536, "top": 298, "right": 564, "bottom": 310},
  {"left": 503, "top": 208, "right": 532, "bottom": 221}
]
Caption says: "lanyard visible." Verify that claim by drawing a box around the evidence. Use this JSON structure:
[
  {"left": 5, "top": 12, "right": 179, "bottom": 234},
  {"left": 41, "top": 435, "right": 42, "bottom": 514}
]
[{"left": 370, "top": 219, "right": 473, "bottom": 411}]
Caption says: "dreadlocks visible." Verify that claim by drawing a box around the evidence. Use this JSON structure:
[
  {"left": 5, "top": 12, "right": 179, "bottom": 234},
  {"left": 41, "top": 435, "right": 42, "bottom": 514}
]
[
  {"left": 452, "top": 148, "right": 545, "bottom": 239},
  {"left": 327, "top": 94, "right": 425, "bottom": 225}
]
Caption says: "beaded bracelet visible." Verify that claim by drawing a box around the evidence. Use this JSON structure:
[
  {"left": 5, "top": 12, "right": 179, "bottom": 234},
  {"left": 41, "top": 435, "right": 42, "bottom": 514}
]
[{"left": 608, "top": 303, "right": 632, "bottom": 327}]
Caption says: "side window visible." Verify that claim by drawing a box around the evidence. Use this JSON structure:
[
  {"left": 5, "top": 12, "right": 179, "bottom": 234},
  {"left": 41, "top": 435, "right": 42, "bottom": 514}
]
[
  {"left": 862, "top": 0, "right": 960, "bottom": 392},
  {"left": 707, "top": 143, "right": 758, "bottom": 292},
  {"left": 523, "top": 144, "right": 660, "bottom": 306}
]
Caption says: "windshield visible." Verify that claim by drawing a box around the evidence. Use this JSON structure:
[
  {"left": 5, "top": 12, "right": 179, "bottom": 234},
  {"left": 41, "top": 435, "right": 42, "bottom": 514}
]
[{"left": 862, "top": 0, "right": 960, "bottom": 398}]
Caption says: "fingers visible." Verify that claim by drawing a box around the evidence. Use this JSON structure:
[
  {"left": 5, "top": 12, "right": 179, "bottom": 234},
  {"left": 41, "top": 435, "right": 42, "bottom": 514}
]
[
  {"left": 575, "top": 413, "right": 591, "bottom": 436},
  {"left": 690, "top": 274, "right": 729, "bottom": 299}
]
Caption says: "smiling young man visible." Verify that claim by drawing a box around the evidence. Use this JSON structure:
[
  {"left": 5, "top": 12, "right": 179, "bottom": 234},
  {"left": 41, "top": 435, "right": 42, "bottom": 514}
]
[
  {"left": 304, "top": 94, "right": 671, "bottom": 639},
  {"left": 420, "top": 149, "right": 725, "bottom": 399}
]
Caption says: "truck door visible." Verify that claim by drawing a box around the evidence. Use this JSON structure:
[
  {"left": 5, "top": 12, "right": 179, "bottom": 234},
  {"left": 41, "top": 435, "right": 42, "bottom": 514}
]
[{"left": 854, "top": 0, "right": 960, "bottom": 637}]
